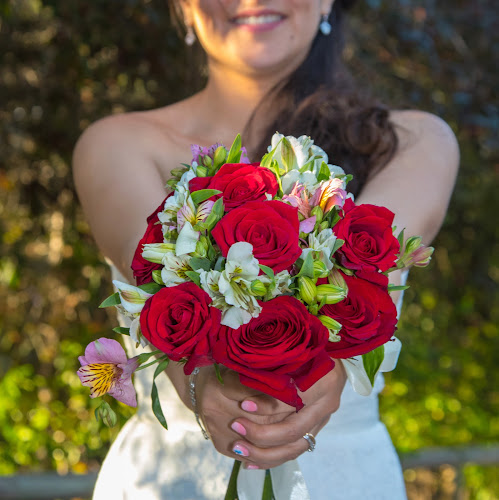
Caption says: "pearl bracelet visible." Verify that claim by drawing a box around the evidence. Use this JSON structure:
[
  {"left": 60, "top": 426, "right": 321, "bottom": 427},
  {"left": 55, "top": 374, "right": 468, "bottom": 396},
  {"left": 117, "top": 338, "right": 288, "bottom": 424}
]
[{"left": 189, "top": 367, "right": 210, "bottom": 440}]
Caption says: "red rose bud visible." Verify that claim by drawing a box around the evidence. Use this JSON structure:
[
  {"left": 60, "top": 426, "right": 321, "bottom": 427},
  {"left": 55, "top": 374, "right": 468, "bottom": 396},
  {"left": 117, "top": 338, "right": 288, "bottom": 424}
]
[
  {"left": 140, "top": 283, "right": 221, "bottom": 374},
  {"left": 211, "top": 296, "right": 335, "bottom": 410},
  {"left": 322, "top": 272, "right": 397, "bottom": 359},
  {"left": 212, "top": 200, "right": 301, "bottom": 274},
  {"left": 333, "top": 198, "right": 400, "bottom": 273}
]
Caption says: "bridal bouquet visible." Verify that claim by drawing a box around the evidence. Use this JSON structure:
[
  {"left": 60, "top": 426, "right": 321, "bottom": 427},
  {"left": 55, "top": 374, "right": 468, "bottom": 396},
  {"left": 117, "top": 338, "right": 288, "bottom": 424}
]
[{"left": 77, "top": 133, "right": 433, "bottom": 428}]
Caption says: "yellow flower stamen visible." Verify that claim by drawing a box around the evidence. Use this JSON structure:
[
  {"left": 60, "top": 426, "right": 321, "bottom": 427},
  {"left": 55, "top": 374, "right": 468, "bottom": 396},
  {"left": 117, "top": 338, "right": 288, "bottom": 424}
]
[{"left": 79, "top": 363, "right": 123, "bottom": 398}]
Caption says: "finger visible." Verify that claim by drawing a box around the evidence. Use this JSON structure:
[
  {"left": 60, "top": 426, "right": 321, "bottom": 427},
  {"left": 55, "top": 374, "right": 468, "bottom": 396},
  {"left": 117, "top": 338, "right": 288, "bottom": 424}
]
[
  {"left": 239, "top": 394, "right": 295, "bottom": 419},
  {"left": 232, "top": 403, "right": 330, "bottom": 448},
  {"left": 230, "top": 423, "right": 323, "bottom": 468}
]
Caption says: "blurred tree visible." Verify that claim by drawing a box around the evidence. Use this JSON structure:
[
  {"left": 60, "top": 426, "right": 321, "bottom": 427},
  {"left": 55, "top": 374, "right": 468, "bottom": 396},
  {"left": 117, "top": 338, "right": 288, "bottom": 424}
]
[{"left": 0, "top": 0, "right": 497, "bottom": 497}]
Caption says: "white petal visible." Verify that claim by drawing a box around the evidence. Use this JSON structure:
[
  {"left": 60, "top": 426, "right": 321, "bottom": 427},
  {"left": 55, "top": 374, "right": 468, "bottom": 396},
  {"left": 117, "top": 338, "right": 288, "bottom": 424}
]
[
  {"left": 176, "top": 221, "right": 199, "bottom": 256},
  {"left": 129, "top": 317, "right": 149, "bottom": 348},
  {"left": 112, "top": 280, "right": 153, "bottom": 314},
  {"left": 220, "top": 306, "right": 255, "bottom": 329}
]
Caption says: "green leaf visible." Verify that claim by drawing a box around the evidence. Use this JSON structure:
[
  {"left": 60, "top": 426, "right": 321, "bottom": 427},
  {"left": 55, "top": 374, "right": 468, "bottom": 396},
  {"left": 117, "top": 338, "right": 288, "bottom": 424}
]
[
  {"left": 112, "top": 326, "right": 130, "bottom": 336},
  {"left": 191, "top": 189, "right": 222, "bottom": 206},
  {"left": 190, "top": 257, "right": 211, "bottom": 272},
  {"left": 362, "top": 345, "right": 385, "bottom": 386},
  {"left": 152, "top": 270, "right": 164, "bottom": 285},
  {"left": 280, "top": 137, "right": 295, "bottom": 172},
  {"left": 262, "top": 470, "right": 275, "bottom": 500},
  {"left": 259, "top": 265, "right": 275, "bottom": 279},
  {"left": 397, "top": 228, "right": 406, "bottom": 248},
  {"left": 185, "top": 271, "right": 201, "bottom": 287},
  {"left": 214, "top": 363, "right": 224, "bottom": 385},
  {"left": 138, "top": 282, "right": 162, "bottom": 294},
  {"left": 298, "top": 252, "right": 315, "bottom": 279},
  {"left": 224, "top": 460, "right": 241, "bottom": 500},
  {"left": 151, "top": 358, "right": 170, "bottom": 430},
  {"left": 317, "top": 161, "right": 331, "bottom": 182},
  {"left": 226, "top": 134, "right": 242, "bottom": 164},
  {"left": 136, "top": 351, "right": 162, "bottom": 364},
  {"left": 331, "top": 238, "right": 345, "bottom": 255},
  {"left": 99, "top": 292, "right": 121, "bottom": 308},
  {"left": 388, "top": 284, "right": 410, "bottom": 292}
]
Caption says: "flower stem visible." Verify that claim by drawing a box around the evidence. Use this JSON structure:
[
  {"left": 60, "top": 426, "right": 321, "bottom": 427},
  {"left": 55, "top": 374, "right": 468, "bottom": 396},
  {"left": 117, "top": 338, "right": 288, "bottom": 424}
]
[
  {"left": 262, "top": 470, "right": 275, "bottom": 500},
  {"left": 224, "top": 460, "right": 241, "bottom": 500}
]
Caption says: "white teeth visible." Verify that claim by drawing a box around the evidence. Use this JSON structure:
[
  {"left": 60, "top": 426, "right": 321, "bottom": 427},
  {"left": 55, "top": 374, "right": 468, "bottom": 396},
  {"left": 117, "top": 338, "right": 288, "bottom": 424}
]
[{"left": 234, "top": 15, "right": 283, "bottom": 25}]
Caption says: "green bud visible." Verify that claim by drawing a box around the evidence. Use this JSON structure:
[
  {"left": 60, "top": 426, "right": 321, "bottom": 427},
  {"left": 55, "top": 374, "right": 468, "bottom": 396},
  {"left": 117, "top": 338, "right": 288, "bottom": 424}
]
[
  {"left": 319, "top": 221, "right": 329, "bottom": 232},
  {"left": 328, "top": 268, "right": 348, "bottom": 291},
  {"left": 404, "top": 236, "right": 422, "bottom": 256},
  {"left": 311, "top": 206, "right": 324, "bottom": 225},
  {"left": 203, "top": 156, "right": 213, "bottom": 168},
  {"left": 313, "top": 260, "right": 329, "bottom": 279},
  {"left": 166, "top": 179, "right": 177, "bottom": 189},
  {"left": 298, "top": 276, "right": 317, "bottom": 305},
  {"left": 213, "top": 146, "right": 227, "bottom": 167},
  {"left": 318, "top": 315, "right": 342, "bottom": 333},
  {"left": 171, "top": 167, "right": 186, "bottom": 179},
  {"left": 196, "top": 166, "right": 209, "bottom": 177},
  {"left": 250, "top": 279, "right": 267, "bottom": 296},
  {"left": 316, "top": 283, "right": 347, "bottom": 304},
  {"left": 95, "top": 401, "right": 117, "bottom": 427}
]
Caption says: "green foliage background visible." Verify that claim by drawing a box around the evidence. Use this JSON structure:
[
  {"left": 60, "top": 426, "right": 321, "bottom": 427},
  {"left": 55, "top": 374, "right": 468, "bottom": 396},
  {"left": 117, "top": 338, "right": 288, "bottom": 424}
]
[{"left": 0, "top": 0, "right": 497, "bottom": 498}]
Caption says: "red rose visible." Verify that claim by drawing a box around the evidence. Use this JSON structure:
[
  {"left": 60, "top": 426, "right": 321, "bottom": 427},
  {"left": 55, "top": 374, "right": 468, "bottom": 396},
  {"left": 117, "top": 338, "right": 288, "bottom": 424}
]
[
  {"left": 211, "top": 200, "right": 301, "bottom": 273},
  {"left": 189, "top": 163, "right": 278, "bottom": 211},
  {"left": 333, "top": 198, "right": 400, "bottom": 273},
  {"left": 321, "top": 273, "right": 397, "bottom": 358},
  {"left": 211, "top": 296, "right": 334, "bottom": 410},
  {"left": 131, "top": 194, "right": 172, "bottom": 285},
  {"left": 140, "top": 283, "right": 221, "bottom": 374}
]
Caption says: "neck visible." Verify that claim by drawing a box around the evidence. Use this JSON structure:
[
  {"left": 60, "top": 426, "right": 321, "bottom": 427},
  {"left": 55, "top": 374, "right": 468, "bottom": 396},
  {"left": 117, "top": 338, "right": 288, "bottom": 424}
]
[{"left": 191, "top": 61, "right": 288, "bottom": 153}]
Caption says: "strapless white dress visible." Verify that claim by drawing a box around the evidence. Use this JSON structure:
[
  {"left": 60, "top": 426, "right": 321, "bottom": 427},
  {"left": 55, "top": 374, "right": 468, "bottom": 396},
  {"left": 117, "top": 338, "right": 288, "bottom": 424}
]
[{"left": 92, "top": 266, "right": 407, "bottom": 500}]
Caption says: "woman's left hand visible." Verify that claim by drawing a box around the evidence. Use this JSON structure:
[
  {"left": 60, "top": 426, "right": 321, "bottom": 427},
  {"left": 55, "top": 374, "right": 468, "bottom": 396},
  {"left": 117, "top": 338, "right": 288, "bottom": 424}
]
[{"left": 227, "top": 361, "right": 347, "bottom": 470}]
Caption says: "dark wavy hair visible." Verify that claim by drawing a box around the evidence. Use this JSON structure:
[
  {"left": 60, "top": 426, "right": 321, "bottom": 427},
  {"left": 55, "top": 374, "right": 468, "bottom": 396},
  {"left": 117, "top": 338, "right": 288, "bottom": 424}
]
[{"left": 169, "top": 0, "right": 398, "bottom": 197}]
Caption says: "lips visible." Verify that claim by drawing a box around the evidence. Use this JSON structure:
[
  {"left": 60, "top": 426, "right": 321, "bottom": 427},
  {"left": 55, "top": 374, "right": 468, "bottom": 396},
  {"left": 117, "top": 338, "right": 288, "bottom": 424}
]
[
  {"left": 233, "top": 14, "right": 285, "bottom": 26},
  {"left": 231, "top": 10, "right": 286, "bottom": 27}
]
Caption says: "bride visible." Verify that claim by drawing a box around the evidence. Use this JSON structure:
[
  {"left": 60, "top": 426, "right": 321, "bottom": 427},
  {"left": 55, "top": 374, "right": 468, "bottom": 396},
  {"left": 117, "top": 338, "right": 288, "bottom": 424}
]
[{"left": 73, "top": 1, "right": 458, "bottom": 498}]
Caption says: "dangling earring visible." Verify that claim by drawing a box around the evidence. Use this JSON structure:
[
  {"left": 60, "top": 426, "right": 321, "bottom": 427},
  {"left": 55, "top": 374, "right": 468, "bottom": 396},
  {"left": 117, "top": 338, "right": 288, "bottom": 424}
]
[
  {"left": 185, "top": 25, "right": 196, "bottom": 46},
  {"left": 319, "top": 14, "right": 332, "bottom": 36}
]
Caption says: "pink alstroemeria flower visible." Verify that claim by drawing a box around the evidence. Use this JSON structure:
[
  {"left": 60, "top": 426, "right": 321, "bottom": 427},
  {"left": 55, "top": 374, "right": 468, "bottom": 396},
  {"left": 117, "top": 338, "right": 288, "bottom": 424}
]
[
  {"left": 310, "top": 178, "right": 347, "bottom": 213},
  {"left": 77, "top": 338, "right": 139, "bottom": 407},
  {"left": 282, "top": 183, "right": 313, "bottom": 218}
]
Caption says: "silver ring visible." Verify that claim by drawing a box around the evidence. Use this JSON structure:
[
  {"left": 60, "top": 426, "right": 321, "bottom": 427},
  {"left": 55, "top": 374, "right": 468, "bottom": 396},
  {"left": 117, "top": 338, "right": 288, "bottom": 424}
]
[{"left": 303, "top": 432, "right": 316, "bottom": 452}]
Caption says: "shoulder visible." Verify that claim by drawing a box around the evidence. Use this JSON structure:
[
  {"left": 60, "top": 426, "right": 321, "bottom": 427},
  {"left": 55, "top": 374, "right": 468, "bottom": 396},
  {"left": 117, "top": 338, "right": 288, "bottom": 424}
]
[{"left": 389, "top": 110, "right": 460, "bottom": 177}]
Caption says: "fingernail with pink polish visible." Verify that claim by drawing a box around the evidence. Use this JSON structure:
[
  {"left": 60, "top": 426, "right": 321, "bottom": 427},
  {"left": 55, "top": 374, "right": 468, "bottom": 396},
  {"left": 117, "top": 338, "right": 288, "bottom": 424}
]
[
  {"left": 241, "top": 400, "right": 258, "bottom": 412},
  {"left": 233, "top": 444, "right": 249, "bottom": 457},
  {"left": 231, "top": 422, "right": 247, "bottom": 436},
  {"left": 246, "top": 465, "right": 259, "bottom": 470}
]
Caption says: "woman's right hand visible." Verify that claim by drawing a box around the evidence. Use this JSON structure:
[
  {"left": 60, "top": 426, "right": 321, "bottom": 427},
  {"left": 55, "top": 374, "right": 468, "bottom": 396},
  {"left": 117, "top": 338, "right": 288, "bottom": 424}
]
[{"left": 193, "top": 366, "right": 295, "bottom": 459}]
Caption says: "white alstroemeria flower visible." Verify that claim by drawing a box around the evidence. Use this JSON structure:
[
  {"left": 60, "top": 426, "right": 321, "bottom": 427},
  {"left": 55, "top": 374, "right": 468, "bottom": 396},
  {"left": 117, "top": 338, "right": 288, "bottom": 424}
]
[
  {"left": 129, "top": 317, "right": 149, "bottom": 348},
  {"left": 302, "top": 229, "right": 338, "bottom": 270},
  {"left": 161, "top": 252, "right": 192, "bottom": 287},
  {"left": 177, "top": 199, "right": 215, "bottom": 233},
  {"left": 112, "top": 280, "right": 153, "bottom": 314},
  {"left": 158, "top": 183, "right": 191, "bottom": 236},
  {"left": 175, "top": 221, "right": 200, "bottom": 256},
  {"left": 199, "top": 243, "right": 263, "bottom": 329}
]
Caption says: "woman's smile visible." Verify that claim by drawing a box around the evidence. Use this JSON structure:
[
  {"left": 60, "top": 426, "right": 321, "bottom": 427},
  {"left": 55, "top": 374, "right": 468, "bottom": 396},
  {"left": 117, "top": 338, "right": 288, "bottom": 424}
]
[{"left": 230, "top": 9, "right": 286, "bottom": 32}]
